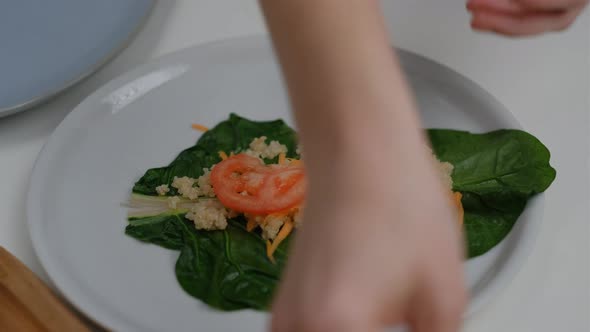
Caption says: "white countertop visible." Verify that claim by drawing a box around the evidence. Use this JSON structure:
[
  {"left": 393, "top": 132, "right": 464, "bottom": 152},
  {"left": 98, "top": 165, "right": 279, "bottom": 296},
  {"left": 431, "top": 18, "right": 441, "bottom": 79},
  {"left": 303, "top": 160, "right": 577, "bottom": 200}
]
[{"left": 0, "top": 1, "right": 588, "bottom": 331}]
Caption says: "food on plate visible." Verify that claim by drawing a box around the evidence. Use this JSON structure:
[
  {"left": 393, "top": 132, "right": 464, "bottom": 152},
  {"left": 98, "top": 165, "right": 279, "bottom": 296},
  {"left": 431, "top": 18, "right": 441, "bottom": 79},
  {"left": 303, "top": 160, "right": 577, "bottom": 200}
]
[{"left": 125, "top": 114, "right": 555, "bottom": 311}]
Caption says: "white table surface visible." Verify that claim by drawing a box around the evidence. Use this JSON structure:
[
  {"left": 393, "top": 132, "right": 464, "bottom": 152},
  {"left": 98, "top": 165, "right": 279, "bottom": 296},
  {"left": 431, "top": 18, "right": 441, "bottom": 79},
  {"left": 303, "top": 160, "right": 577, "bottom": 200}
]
[{"left": 1, "top": 1, "right": 588, "bottom": 331}]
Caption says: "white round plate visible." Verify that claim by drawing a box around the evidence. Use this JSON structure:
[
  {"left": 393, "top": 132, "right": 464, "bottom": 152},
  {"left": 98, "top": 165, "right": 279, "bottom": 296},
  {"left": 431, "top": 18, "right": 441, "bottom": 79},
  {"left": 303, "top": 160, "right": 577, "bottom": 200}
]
[
  {"left": 0, "top": 0, "right": 154, "bottom": 117},
  {"left": 28, "top": 36, "right": 545, "bottom": 332}
]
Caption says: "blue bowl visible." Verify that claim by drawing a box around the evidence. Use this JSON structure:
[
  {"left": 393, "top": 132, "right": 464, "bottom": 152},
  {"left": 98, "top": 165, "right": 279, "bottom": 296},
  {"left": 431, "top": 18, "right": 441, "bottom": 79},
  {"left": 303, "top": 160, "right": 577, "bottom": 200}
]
[{"left": 0, "top": 0, "right": 154, "bottom": 117}]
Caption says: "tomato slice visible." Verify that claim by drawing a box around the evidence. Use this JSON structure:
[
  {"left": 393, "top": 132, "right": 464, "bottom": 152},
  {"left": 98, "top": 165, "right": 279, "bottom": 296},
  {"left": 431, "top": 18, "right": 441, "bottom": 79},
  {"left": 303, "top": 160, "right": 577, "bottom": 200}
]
[{"left": 210, "top": 154, "right": 306, "bottom": 214}]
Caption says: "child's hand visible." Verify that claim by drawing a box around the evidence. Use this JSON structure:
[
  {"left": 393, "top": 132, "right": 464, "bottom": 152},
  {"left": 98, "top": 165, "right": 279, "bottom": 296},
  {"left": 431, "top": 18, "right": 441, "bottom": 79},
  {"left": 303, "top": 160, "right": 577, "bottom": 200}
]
[{"left": 467, "top": 0, "right": 588, "bottom": 36}]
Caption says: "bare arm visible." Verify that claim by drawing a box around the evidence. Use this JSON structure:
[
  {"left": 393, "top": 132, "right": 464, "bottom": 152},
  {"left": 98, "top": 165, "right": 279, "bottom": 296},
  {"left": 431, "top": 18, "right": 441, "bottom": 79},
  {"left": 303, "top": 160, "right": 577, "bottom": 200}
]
[
  {"left": 260, "top": 0, "right": 423, "bottom": 176},
  {"left": 260, "top": 1, "right": 466, "bottom": 332}
]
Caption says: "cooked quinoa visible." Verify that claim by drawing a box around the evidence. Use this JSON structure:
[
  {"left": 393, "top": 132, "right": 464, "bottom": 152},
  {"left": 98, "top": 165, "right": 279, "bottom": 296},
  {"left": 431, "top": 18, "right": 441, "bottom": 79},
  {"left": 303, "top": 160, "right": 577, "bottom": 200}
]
[
  {"left": 197, "top": 168, "right": 215, "bottom": 197},
  {"left": 245, "top": 136, "right": 288, "bottom": 159},
  {"left": 436, "top": 160, "right": 454, "bottom": 189},
  {"left": 169, "top": 169, "right": 215, "bottom": 201},
  {"left": 171, "top": 176, "right": 199, "bottom": 200},
  {"left": 185, "top": 200, "right": 229, "bottom": 230},
  {"left": 155, "top": 184, "right": 170, "bottom": 196},
  {"left": 429, "top": 148, "right": 454, "bottom": 189}
]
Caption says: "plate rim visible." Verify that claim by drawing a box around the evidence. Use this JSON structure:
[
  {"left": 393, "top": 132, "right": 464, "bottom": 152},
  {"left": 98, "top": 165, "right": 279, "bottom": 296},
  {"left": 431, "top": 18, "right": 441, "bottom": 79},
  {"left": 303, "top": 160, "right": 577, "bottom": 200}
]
[{"left": 26, "top": 34, "right": 546, "bottom": 330}]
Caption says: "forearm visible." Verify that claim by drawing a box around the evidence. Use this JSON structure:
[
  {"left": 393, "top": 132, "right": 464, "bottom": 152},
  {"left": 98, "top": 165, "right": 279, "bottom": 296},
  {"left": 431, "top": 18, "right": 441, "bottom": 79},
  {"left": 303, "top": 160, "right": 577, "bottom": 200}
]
[{"left": 259, "top": 0, "right": 426, "bottom": 175}]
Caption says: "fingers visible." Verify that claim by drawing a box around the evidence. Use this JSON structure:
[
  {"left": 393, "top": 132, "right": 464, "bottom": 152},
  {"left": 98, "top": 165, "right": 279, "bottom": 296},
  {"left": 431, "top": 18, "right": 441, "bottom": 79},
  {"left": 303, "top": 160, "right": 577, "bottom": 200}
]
[
  {"left": 467, "top": 0, "right": 587, "bottom": 36},
  {"left": 471, "top": 8, "right": 580, "bottom": 36},
  {"left": 468, "top": 0, "right": 587, "bottom": 11},
  {"left": 271, "top": 295, "right": 380, "bottom": 332},
  {"left": 467, "top": 0, "right": 523, "bottom": 13},
  {"left": 516, "top": 0, "right": 588, "bottom": 10},
  {"left": 270, "top": 257, "right": 381, "bottom": 332}
]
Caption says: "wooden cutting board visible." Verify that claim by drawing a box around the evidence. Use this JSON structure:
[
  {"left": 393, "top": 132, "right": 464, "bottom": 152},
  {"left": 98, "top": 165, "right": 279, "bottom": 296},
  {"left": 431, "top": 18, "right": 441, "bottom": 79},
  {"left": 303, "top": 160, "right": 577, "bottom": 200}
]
[{"left": 0, "top": 246, "right": 91, "bottom": 332}]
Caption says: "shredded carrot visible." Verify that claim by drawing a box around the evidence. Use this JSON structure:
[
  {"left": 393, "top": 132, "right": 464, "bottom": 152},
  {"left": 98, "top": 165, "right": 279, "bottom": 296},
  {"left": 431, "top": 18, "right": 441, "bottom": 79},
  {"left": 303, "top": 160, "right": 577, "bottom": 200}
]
[
  {"left": 278, "top": 153, "right": 286, "bottom": 165},
  {"left": 266, "top": 240, "right": 276, "bottom": 264},
  {"left": 453, "top": 192, "right": 464, "bottom": 226},
  {"left": 218, "top": 151, "right": 228, "bottom": 160},
  {"left": 267, "top": 220, "right": 294, "bottom": 261},
  {"left": 289, "top": 159, "right": 303, "bottom": 166},
  {"left": 191, "top": 123, "right": 209, "bottom": 132},
  {"left": 246, "top": 218, "right": 258, "bottom": 232}
]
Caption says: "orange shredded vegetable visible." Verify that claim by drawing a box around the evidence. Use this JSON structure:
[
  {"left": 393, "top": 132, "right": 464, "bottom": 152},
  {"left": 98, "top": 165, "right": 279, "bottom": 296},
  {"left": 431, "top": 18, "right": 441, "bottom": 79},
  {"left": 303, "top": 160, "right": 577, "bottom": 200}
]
[
  {"left": 267, "top": 220, "right": 294, "bottom": 261},
  {"left": 246, "top": 218, "right": 258, "bottom": 232},
  {"left": 453, "top": 192, "right": 464, "bottom": 226},
  {"left": 218, "top": 151, "right": 228, "bottom": 160},
  {"left": 278, "top": 153, "right": 286, "bottom": 165},
  {"left": 266, "top": 240, "right": 276, "bottom": 264},
  {"left": 191, "top": 123, "right": 209, "bottom": 132}
]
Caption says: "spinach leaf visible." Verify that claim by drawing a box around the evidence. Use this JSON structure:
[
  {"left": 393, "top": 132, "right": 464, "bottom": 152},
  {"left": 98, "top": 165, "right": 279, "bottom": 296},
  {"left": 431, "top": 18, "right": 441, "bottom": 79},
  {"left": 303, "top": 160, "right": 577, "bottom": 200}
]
[
  {"left": 126, "top": 214, "right": 290, "bottom": 310},
  {"left": 428, "top": 129, "right": 555, "bottom": 195},
  {"left": 125, "top": 114, "right": 556, "bottom": 310},
  {"left": 428, "top": 129, "right": 556, "bottom": 257},
  {"left": 126, "top": 213, "right": 185, "bottom": 250},
  {"left": 460, "top": 192, "right": 527, "bottom": 257},
  {"left": 175, "top": 218, "right": 290, "bottom": 310}
]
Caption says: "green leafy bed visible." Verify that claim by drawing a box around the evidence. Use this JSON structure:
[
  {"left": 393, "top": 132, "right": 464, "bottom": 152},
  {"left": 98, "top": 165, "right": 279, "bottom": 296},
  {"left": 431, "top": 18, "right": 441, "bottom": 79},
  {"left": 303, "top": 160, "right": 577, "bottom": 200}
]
[{"left": 125, "top": 114, "right": 555, "bottom": 311}]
